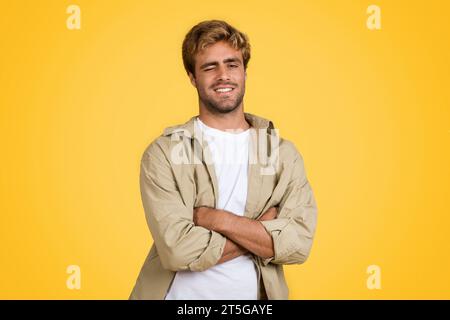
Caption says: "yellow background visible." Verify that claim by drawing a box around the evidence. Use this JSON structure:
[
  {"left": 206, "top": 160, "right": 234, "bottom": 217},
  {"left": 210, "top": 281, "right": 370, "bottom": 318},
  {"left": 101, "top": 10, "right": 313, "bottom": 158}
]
[{"left": 1, "top": 0, "right": 449, "bottom": 299}]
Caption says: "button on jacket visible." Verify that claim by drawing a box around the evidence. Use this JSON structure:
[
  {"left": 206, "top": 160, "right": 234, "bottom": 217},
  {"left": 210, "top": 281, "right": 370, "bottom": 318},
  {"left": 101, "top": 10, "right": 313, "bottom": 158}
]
[{"left": 129, "top": 113, "right": 318, "bottom": 300}]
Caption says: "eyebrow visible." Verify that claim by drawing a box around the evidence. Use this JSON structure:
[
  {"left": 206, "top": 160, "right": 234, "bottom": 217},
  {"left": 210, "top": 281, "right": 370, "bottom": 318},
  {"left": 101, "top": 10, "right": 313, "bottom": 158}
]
[{"left": 199, "top": 57, "right": 242, "bottom": 69}]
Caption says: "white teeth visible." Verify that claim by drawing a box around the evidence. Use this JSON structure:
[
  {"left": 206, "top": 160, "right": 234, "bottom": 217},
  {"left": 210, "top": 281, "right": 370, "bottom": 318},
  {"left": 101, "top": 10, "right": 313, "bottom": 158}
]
[{"left": 215, "top": 88, "right": 233, "bottom": 93}]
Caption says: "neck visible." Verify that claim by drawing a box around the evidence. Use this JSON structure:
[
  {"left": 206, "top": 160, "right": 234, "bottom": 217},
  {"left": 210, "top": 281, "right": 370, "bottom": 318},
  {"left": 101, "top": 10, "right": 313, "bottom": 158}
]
[{"left": 198, "top": 104, "right": 250, "bottom": 131}]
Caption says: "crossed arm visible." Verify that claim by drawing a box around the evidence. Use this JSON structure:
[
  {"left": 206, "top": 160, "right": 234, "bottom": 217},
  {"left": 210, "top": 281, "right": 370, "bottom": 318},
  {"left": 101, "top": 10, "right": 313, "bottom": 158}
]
[
  {"left": 141, "top": 141, "right": 317, "bottom": 272},
  {"left": 193, "top": 206, "right": 278, "bottom": 264}
]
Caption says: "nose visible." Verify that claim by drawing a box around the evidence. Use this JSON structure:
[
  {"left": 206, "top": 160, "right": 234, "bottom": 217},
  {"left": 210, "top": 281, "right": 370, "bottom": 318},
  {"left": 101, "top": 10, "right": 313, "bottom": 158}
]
[{"left": 215, "top": 64, "right": 230, "bottom": 81}]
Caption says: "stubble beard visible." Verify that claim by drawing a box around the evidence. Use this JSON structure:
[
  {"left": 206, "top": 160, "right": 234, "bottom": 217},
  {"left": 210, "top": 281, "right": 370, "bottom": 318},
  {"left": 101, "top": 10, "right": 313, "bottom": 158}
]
[{"left": 199, "top": 85, "right": 245, "bottom": 115}]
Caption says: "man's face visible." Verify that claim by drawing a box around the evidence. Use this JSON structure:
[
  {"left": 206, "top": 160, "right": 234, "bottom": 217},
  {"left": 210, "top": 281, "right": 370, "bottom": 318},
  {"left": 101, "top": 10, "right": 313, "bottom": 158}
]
[{"left": 189, "top": 41, "right": 246, "bottom": 114}]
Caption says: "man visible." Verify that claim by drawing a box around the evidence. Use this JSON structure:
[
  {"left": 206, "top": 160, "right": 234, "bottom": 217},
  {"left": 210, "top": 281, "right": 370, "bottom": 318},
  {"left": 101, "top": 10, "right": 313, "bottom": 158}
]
[{"left": 129, "top": 20, "right": 317, "bottom": 300}]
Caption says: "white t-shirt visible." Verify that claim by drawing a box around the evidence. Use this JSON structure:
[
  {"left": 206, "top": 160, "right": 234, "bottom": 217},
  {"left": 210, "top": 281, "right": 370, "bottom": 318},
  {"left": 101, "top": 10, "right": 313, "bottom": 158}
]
[{"left": 164, "top": 117, "right": 259, "bottom": 300}]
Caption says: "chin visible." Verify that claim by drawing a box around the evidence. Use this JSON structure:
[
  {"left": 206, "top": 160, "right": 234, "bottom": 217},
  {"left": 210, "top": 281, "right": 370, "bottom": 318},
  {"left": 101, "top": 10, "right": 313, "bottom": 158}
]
[
  {"left": 215, "top": 103, "right": 240, "bottom": 113},
  {"left": 201, "top": 95, "right": 242, "bottom": 114}
]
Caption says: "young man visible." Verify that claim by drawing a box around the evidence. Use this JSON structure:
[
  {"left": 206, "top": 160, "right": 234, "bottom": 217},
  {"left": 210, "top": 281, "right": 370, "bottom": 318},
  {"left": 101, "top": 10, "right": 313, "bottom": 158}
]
[{"left": 130, "top": 20, "right": 317, "bottom": 300}]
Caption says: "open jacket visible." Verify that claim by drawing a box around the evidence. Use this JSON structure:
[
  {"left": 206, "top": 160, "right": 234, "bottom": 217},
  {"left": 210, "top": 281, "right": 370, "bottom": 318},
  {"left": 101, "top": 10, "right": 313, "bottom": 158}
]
[{"left": 129, "top": 113, "right": 318, "bottom": 300}]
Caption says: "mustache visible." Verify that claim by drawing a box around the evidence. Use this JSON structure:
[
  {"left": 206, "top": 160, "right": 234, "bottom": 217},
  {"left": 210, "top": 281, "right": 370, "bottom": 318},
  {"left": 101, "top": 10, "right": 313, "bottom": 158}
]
[{"left": 211, "top": 82, "right": 237, "bottom": 89}]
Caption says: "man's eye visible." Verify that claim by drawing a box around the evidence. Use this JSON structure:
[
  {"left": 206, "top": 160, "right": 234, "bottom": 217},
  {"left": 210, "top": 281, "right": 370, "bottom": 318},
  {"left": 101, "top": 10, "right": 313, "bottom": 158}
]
[{"left": 229, "top": 65, "right": 238, "bottom": 68}]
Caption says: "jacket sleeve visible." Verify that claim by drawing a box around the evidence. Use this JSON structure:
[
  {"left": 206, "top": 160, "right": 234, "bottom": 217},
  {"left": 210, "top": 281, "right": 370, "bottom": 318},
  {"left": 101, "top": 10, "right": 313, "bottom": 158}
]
[
  {"left": 140, "top": 141, "right": 227, "bottom": 272},
  {"left": 259, "top": 148, "right": 318, "bottom": 266}
]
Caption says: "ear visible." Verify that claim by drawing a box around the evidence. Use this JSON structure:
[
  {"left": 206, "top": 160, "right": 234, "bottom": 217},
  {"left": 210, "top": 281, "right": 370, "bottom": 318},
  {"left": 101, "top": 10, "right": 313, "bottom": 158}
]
[{"left": 188, "top": 72, "right": 197, "bottom": 88}]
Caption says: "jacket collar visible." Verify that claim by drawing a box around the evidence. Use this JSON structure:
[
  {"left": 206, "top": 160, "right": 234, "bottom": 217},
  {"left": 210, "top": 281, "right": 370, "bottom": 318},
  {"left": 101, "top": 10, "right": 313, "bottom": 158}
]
[{"left": 162, "top": 112, "right": 275, "bottom": 138}]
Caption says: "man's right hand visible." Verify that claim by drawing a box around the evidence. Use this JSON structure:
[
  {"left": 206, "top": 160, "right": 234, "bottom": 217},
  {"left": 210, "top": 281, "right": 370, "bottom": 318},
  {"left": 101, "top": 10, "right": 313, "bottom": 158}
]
[{"left": 257, "top": 206, "right": 278, "bottom": 221}]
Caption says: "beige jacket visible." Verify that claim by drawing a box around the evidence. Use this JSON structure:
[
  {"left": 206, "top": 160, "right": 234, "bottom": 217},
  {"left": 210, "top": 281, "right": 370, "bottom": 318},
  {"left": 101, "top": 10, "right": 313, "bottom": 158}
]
[{"left": 129, "top": 113, "right": 317, "bottom": 300}]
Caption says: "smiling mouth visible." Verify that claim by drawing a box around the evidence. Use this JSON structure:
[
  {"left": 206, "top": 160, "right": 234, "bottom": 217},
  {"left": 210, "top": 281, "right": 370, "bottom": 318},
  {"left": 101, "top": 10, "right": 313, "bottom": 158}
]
[{"left": 214, "top": 87, "right": 235, "bottom": 94}]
